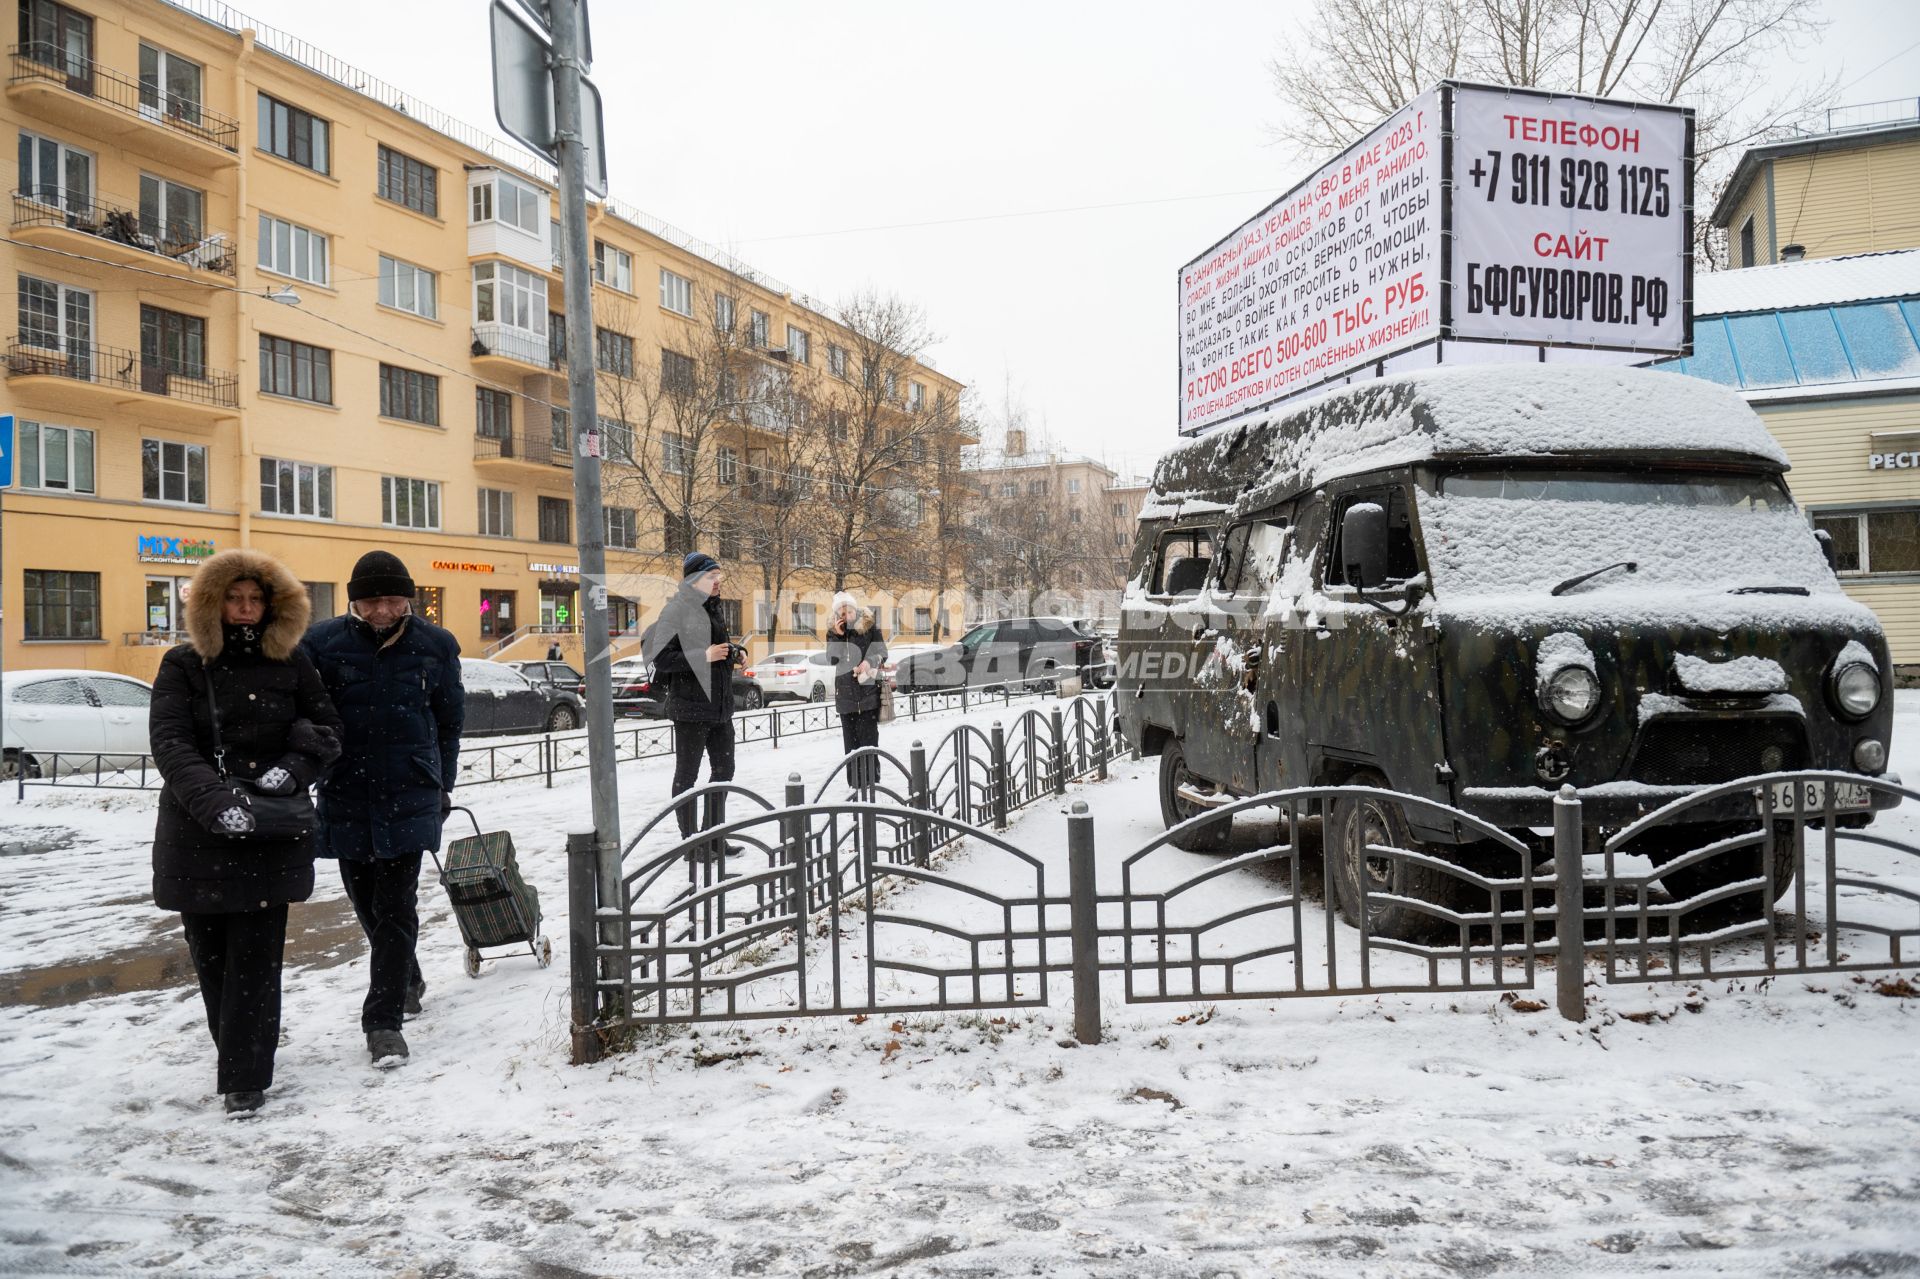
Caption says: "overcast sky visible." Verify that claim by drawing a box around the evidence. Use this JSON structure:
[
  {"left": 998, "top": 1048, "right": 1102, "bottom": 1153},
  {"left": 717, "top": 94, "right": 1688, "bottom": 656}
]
[{"left": 235, "top": 0, "right": 1920, "bottom": 481}]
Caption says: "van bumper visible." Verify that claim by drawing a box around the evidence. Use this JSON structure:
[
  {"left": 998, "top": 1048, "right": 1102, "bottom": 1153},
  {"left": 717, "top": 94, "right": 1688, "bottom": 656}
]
[{"left": 1459, "top": 773, "right": 1901, "bottom": 830}]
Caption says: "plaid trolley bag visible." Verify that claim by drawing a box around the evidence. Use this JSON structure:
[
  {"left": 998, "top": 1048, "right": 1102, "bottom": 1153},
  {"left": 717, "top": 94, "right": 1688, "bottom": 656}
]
[{"left": 430, "top": 808, "right": 552, "bottom": 976}]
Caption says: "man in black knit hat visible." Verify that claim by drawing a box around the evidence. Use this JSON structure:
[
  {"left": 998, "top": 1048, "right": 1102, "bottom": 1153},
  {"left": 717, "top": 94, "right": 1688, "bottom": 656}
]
[
  {"left": 301, "top": 551, "right": 465, "bottom": 1066},
  {"left": 642, "top": 551, "right": 745, "bottom": 853}
]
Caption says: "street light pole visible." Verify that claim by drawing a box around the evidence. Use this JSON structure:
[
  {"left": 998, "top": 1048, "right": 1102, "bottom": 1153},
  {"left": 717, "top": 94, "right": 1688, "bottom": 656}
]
[{"left": 549, "top": 0, "right": 622, "bottom": 923}]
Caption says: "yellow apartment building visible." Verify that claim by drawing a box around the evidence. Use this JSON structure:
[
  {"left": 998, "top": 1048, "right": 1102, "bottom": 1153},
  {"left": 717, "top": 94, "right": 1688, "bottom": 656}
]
[{"left": 3, "top": 0, "right": 966, "bottom": 683}]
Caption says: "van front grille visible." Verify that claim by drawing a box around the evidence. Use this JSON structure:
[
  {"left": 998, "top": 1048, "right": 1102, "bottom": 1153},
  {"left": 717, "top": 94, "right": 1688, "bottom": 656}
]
[{"left": 1628, "top": 716, "right": 1808, "bottom": 786}]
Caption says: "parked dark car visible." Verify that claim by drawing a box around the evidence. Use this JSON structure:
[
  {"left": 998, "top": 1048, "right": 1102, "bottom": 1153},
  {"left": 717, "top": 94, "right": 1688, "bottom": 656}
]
[
  {"left": 463, "top": 659, "right": 584, "bottom": 735},
  {"left": 893, "top": 616, "right": 1111, "bottom": 692},
  {"left": 609, "top": 658, "right": 763, "bottom": 718},
  {"left": 505, "top": 659, "right": 585, "bottom": 696}
]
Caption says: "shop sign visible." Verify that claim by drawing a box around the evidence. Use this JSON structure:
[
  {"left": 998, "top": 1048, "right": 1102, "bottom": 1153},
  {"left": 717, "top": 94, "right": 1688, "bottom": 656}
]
[
  {"left": 431, "top": 560, "right": 496, "bottom": 573},
  {"left": 137, "top": 534, "right": 215, "bottom": 565},
  {"left": 529, "top": 561, "right": 579, "bottom": 575},
  {"left": 1868, "top": 451, "right": 1920, "bottom": 471}
]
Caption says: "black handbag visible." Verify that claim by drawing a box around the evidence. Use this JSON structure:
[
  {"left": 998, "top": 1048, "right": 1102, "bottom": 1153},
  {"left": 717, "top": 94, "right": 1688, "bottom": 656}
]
[{"left": 204, "top": 676, "right": 316, "bottom": 840}]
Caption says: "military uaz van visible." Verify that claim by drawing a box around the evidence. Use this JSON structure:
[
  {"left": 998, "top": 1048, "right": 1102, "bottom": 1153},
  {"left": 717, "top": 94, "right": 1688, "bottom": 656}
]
[{"left": 1117, "top": 365, "right": 1896, "bottom": 938}]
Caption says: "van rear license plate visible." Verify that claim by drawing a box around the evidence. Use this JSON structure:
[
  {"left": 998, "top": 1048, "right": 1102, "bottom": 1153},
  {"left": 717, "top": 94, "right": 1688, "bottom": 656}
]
[{"left": 1770, "top": 780, "right": 1873, "bottom": 812}]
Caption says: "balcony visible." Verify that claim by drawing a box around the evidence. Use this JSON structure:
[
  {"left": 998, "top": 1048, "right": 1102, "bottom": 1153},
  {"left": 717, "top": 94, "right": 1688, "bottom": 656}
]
[
  {"left": 12, "top": 191, "right": 235, "bottom": 280},
  {"left": 474, "top": 428, "right": 573, "bottom": 470},
  {"left": 8, "top": 44, "right": 240, "bottom": 170},
  {"left": 6, "top": 338, "right": 238, "bottom": 422},
  {"left": 471, "top": 323, "right": 557, "bottom": 376}
]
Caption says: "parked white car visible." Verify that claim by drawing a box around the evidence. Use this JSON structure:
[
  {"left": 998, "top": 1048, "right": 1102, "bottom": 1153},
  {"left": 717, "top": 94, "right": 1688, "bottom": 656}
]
[
  {"left": 743, "top": 650, "right": 836, "bottom": 703},
  {"left": 879, "top": 643, "right": 944, "bottom": 688},
  {"left": 2, "top": 670, "right": 154, "bottom": 779}
]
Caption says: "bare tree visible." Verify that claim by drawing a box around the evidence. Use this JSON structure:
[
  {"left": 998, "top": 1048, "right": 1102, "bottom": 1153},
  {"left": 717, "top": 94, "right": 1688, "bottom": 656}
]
[
  {"left": 911, "top": 390, "right": 982, "bottom": 642},
  {"left": 732, "top": 377, "right": 829, "bottom": 649},
  {"left": 1266, "top": 0, "right": 1836, "bottom": 263}
]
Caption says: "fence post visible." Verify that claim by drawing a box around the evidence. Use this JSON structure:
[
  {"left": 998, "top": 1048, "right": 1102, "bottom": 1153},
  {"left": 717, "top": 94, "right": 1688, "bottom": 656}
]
[
  {"left": 1068, "top": 801, "right": 1102, "bottom": 1046},
  {"left": 543, "top": 735, "right": 554, "bottom": 789},
  {"left": 567, "top": 828, "right": 603, "bottom": 1065},
  {"left": 990, "top": 721, "right": 1010, "bottom": 830},
  {"left": 1050, "top": 707, "right": 1067, "bottom": 796},
  {"left": 781, "top": 773, "right": 810, "bottom": 997},
  {"left": 1094, "top": 698, "right": 1109, "bottom": 781},
  {"left": 1554, "top": 785, "right": 1586, "bottom": 1023},
  {"left": 771, "top": 707, "right": 781, "bottom": 750},
  {"left": 909, "top": 741, "right": 931, "bottom": 867},
  {"left": 910, "top": 690, "right": 919, "bottom": 721}
]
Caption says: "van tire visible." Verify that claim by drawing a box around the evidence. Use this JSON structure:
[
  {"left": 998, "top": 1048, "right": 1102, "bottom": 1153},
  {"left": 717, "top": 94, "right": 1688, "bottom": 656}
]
[
  {"left": 1159, "top": 741, "right": 1231, "bottom": 852},
  {"left": 1329, "top": 776, "right": 1464, "bottom": 941},
  {"left": 1643, "top": 822, "right": 1798, "bottom": 923}
]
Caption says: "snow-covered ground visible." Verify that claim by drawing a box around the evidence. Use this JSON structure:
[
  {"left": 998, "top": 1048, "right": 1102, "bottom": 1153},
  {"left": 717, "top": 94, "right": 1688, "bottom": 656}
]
[{"left": 3, "top": 698, "right": 1919, "bottom": 1276}]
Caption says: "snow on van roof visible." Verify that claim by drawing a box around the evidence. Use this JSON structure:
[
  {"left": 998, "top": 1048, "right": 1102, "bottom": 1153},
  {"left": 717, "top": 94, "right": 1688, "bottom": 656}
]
[{"left": 1142, "top": 365, "right": 1787, "bottom": 521}]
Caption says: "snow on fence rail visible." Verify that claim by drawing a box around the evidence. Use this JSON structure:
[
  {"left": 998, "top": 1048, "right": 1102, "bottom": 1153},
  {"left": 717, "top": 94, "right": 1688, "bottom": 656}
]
[
  {"left": 565, "top": 766, "right": 1920, "bottom": 1063},
  {"left": 7, "top": 684, "right": 1064, "bottom": 798}
]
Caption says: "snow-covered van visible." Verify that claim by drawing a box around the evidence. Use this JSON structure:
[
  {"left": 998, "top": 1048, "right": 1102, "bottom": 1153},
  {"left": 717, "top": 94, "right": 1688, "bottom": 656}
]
[{"left": 1116, "top": 365, "right": 1896, "bottom": 938}]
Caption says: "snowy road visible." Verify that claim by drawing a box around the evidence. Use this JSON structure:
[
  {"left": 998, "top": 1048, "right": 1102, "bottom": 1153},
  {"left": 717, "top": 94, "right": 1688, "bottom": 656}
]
[{"left": 2, "top": 699, "right": 1919, "bottom": 1276}]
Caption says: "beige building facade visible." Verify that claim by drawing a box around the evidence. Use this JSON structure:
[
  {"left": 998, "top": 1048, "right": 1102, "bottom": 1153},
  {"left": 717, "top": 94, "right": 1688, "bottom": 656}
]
[{"left": 4, "top": 0, "right": 964, "bottom": 684}]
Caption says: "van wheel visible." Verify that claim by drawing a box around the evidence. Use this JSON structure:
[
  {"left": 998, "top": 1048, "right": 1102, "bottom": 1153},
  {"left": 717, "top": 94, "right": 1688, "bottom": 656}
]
[
  {"left": 1642, "top": 822, "right": 1797, "bottom": 924},
  {"left": 1158, "top": 741, "right": 1231, "bottom": 852},
  {"left": 1329, "top": 775, "right": 1463, "bottom": 941}
]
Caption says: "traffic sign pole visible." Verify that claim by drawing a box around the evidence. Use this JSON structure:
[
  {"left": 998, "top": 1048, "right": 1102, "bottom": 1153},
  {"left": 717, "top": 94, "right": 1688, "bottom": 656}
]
[
  {"left": 0, "top": 415, "right": 13, "bottom": 780},
  {"left": 547, "top": 0, "right": 624, "bottom": 961}
]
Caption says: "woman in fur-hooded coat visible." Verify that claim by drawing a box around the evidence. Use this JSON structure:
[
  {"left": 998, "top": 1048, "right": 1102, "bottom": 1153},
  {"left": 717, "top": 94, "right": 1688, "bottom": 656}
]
[{"left": 148, "top": 548, "right": 341, "bottom": 1109}]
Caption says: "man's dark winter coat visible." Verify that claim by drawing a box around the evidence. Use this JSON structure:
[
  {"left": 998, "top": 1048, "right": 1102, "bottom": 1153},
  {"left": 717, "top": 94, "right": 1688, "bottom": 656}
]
[
  {"left": 300, "top": 612, "right": 464, "bottom": 861},
  {"left": 149, "top": 550, "right": 343, "bottom": 913},
  {"left": 645, "top": 591, "right": 735, "bottom": 722}
]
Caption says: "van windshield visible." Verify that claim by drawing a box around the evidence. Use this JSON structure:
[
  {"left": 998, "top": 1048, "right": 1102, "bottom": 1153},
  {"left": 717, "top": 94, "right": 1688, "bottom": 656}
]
[{"left": 1421, "top": 468, "right": 1833, "bottom": 603}]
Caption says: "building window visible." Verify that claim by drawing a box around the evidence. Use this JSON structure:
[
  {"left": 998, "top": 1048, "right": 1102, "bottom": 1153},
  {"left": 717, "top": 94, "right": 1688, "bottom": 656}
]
[
  {"left": 749, "top": 309, "right": 770, "bottom": 349},
  {"left": 17, "top": 131, "right": 92, "bottom": 213},
  {"left": 716, "top": 447, "right": 738, "bottom": 486},
  {"left": 257, "top": 212, "right": 328, "bottom": 284},
  {"left": 139, "top": 174, "right": 203, "bottom": 247},
  {"left": 593, "top": 240, "right": 632, "bottom": 292},
  {"left": 378, "top": 256, "right": 437, "bottom": 319},
  {"left": 791, "top": 601, "right": 818, "bottom": 635},
  {"left": 17, "top": 421, "right": 94, "bottom": 494},
  {"left": 17, "top": 274, "right": 90, "bottom": 355},
  {"left": 474, "top": 261, "right": 548, "bottom": 336},
  {"left": 475, "top": 387, "right": 513, "bottom": 440},
  {"left": 381, "top": 476, "right": 441, "bottom": 529},
  {"left": 606, "top": 506, "right": 638, "bottom": 549},
  {"left": 140, "top": 305, "right": 204, "bottom": 379},
  {"left": 713, "top": 293, "right": 735, "bottom": 331},
  {"left": 258, "top": 457, "right": 333, "bottom": 519},
  {"left": 914, "top": 607, "right": 932, "bottom": 633},
  {"left": 1813, "top": 510, "right": 1920, "bottom": 575},
  {"left": 258, "top": 334, "right": 333, "bottom": 404},
  {"left": 538, "top": 495, "right": 571, "bottom": 543},
  {"left": 142, "top": 439, "right": 207, "bottom": 505},
  {"left": 376, "top": 145, "right": 438, "bottom": 217},
  {"left": 24, "top": 569, "right": 100, "bottom": 641},
  {"left": 662, "top": 432, "right": 691, "bottom": 476},
  {"left": 1112, "top": 501, "right": 1124, "bottom": 517},
  {"left": 828, "top": 344, "right": 848, "bottom": 379},
  {"left": 469, "top": 173, "right": 542, "bottom": 233},
  {"left": 1030, "top": 479, "right": 1049, "bottom": 496},
  {"left": 793, "top": 536, "right": 814, "bottom": 568},
  {"left": 715, "top": 599, "right": 742, "bottom": 634},
  {"left": 661, "top": 348, "right": 695, "bottom": 395},
  {"left": 1739, "top": 216, "right": 1756, "bottom": 269},
  {"left": 138, "top": 42, "right": 202, "bottom": 126},
  {"left": 257, "top": 92, "right": 329, "bottom": 174},
  {"left": 717, "top": 520, "right": 740, "bottom": 559},
  {"left": 1067, "top": 477, "right": 1082, "bottom": 494},
  {"left": 596, "top": 327, "right": 635, "bottom": 377},
  {"left": 659, "top": 267, "right": 693, "bottom": 317},
  {"left": 909, "top": 380, "right": 925, "bottom": 412},
  {"left": 885, "top": 370, "right": 899, "bottom": 401},
  {"left": 664, "top": 515, "right": 692, "bottom": 557},
  {"left": 478, "top": 487, "right": 515, "bottom": 537},
  {"left": 786, "top": 325, "right": 809, "bottom": 364},
  {"left": 379, "top": 364, "right": 440, "bottom": 425}
]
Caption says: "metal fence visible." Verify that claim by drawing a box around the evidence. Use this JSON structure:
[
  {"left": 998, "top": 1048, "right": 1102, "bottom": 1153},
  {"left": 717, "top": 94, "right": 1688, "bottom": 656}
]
[
  {"left": 9, "top": 683, "right": 1064, "bottom": 798},
  {"left": 566, "top": 766, "right": 1919, "bottom": 1062}
]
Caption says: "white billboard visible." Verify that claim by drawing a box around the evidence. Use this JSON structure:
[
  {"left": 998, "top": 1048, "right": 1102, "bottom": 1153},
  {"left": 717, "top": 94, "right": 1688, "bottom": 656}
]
[
  {"left": 1448, "top": 85, "right": 1690, "bottom": 350},
  {"left": 1177, "top": 84, "right": 1692, "bottom": 435},
  {"left": 1178, "top": 89, "right": 1443, "bottom": 435}
]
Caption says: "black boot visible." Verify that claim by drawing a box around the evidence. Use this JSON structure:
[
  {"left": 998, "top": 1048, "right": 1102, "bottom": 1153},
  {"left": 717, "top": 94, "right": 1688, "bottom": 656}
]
[
  {"left": 702, "top": 793, "right": 745, "bottom": 860},
  {"left": 674, "top": 792, "right": 700, "bottom": 842}
]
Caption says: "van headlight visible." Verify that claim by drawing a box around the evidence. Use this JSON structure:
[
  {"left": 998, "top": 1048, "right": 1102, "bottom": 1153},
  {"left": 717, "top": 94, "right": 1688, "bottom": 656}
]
[
  {"left": 1542, "top": 666, "right": 1601, "bottom": 724},
  {"left": 1831, "top": 662, "right": 1880, "bottom": 719}
]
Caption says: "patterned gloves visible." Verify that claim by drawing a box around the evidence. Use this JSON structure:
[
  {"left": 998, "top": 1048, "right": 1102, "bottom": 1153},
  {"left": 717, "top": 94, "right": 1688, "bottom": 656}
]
[
  {"left": 216, "top": 806, "right": 257, "bottom": 835},
  {"left": 255, "top": 766, "right": 295, "bottom": 795}
]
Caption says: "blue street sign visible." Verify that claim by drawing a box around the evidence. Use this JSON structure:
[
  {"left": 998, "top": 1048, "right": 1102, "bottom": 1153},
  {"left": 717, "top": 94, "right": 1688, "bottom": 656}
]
[{"left": 0, "top": 414, "right": 13, "bottom": 488}]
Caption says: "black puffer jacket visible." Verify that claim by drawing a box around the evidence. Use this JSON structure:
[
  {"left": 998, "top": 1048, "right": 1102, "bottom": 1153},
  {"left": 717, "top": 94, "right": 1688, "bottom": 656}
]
[
  {"left": 644, "top": 589, "right": 736, "bottom": 723},
  {"left": 150, "top": 550, "right": 343, "bottom": 914},
  {"left": 825, "top": 614, "right": 888, "bottom": 716}
]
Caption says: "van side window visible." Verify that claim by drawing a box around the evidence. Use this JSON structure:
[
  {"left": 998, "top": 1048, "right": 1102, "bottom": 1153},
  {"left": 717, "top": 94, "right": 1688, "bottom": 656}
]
[
  {"left": 1152, "top": 529, "right": 1214, "bottom": 596},
  {"left": 1215, "top": 518, "right": 1289, "bottom": 595},
  {"left": 1325, "top": 489, "right": 1420, "bottom": 588}
]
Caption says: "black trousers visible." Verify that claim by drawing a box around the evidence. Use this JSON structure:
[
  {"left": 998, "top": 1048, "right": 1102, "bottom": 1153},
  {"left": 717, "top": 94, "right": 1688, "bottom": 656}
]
[
  {"left": 671, "top": 719, "right": 736, "bottom": 835},
  {"left": 180, "top": 906, "right": 287, "bottom": 1095},
  {"left": 840, "top": 711, "right": 881, "bottom": 789},
  {"left": 340, "top": 854, "right": 425, "bottom": 1033}
]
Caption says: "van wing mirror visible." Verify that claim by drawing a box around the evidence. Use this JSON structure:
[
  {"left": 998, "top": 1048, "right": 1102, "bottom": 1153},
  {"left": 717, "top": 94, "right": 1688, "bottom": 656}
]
[
  {"left": 1814, "top": 527, "right": 1837, "bottom": 571},
  {"left": 1341, "top": 502, "right": 1389, "bottom": 589}
]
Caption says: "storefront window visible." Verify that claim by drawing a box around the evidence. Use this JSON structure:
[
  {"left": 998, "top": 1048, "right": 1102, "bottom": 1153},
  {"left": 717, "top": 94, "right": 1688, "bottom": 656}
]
[
  {"left": 413, "top": 584, "right": 444, "bottom": 627},
  {"left": 1813, "top": 509, "right": 1920, "bottom": 575},
  {"left": 481, "top": 588, "right": 517, "bottom": 640},
  {"left": 143, "top": 575, "right": 190, "bottom": 639}
]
